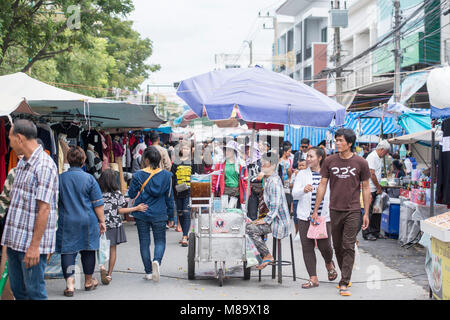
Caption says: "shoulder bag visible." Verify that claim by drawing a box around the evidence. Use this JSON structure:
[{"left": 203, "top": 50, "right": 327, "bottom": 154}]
[{"left": 128, "top": 168, "right": 161, "bottom": 208}]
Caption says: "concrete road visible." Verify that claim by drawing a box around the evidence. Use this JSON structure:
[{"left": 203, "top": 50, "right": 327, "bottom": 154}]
[{"left": 45, "top": 220, "right": 429, "bottom": 300}]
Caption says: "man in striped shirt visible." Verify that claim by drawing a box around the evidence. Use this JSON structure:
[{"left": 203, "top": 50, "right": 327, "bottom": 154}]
[{"left": 1, "top": 120, "right": 58, "bottom": 300}]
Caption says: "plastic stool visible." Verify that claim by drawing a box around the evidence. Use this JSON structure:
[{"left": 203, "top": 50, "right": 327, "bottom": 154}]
[{"left": 258, "top": 234, "right": 296, "bottom": 284}]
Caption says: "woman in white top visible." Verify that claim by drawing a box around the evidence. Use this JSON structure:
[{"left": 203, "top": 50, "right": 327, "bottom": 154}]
[{"left": 292, "top": 147, "right": 338, "bottom": 289}]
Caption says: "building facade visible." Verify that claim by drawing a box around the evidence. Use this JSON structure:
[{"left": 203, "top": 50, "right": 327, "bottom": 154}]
[{"left": 274, "top": 0, "right": 331, "bottom": 94}]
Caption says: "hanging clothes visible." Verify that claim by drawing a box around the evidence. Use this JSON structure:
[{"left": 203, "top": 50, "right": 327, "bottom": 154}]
[
  {"left": 80, "top": 129, "right": 103, "bottom": 160},
  {"left": 58, "top": 135, "right": 70, "bottom": 174},
  {"left": 99, "top": 132, "right": 109, "bottom": 171},
  {"left": 8, "top": 149, "right": 19, "bottom": 172},
  {"left": 437, "top": 118, "right": 450, "bottom": 205},
  {"left": 51, "top": 122, "right": 80, "bottom": 139},
  {"left": 37, "top": 123, "right": 56, "bottom": 157},
  {"left": 0, "top": 119, "right": 7, "bottom": 190}
]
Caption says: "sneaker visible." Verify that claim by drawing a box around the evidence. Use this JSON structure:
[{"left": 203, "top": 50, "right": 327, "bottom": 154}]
[
  {"left": 144, "top": 274, "right": 152, "bottom": 280},
  {"left": 152, "top": 261, "right": 160, "bottom": 282},
  {"left": 294, "top": 233, "right": 300, "bottom": 241}
]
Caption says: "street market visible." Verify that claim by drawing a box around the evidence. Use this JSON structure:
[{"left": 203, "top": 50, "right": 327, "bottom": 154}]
[{"left": 0, "top": 0, "right": 449, "bottom": 304}]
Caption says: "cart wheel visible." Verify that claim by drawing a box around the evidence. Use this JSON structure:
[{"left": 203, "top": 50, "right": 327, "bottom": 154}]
[
  {"left": 218, "top": 268, "right": 224, "bottom": 287},
  {"left": 187, "top": 232, "right": 196, "bottom": 280},
  {"left": 243, "top": 261, "right": 251, "bottom": 280}
]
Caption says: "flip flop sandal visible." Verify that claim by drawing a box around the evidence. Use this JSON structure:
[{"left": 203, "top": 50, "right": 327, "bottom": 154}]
[
  {"left": 63, "top": 288, "right": 74, "bottom": 297},
  {"left": 336, "top": 282, "right": 352, "bottom": 289},
  {"left": 339, "top": 288, "right": 352, "bottom": 296},
  {"left": 327, "top": 262, "right": 338, "bottom": 281},
  {"left": 85, "top": 279, "right": 99, "bottom": 291},
  {"left": 181, "top": 240, "right": 188, "bottom": 247},
  {"left": 255, "top": 259, "right": 274, "bottom": 270},
  {"left": 100, "top": 268, "right": 109, "bottom": 285},
  {"left": 302, "top": 280, "right": 319, "bottom": 289}
]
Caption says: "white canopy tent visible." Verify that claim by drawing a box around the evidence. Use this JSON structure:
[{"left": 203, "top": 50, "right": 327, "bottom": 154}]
[
  {"left": 0, "top": 72, "right": 164, "bottom": 128},
  {"left": 0, "top": 94, "right": 36, "bottom": 117},
  {"left": 388, "top": 129, "right": 434, "bottom": 145}
]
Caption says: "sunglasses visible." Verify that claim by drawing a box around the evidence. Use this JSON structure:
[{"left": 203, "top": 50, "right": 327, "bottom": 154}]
[{"left": 301, "top": 145, "right": 308, "bottom": 149}]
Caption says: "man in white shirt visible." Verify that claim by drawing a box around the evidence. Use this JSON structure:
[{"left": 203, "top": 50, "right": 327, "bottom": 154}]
[{"left": 363, "top": 140, "right": 390, "bottom": 241}]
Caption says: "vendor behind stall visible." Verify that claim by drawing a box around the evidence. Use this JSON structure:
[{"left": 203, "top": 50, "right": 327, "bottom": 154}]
[
  {"left": 363, "top": 140, "right": 391, "bottom": 241},
  {"left": 211, "top": 140, "right": 248, "bottom": 208}
]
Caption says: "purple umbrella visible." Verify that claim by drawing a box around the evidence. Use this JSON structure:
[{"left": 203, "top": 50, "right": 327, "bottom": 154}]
[{"left": 176, "top": 66, "right": 345, "bottom": 128}]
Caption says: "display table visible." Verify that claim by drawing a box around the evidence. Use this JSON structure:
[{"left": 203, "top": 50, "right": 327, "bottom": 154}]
[
  {"left": 420, "top": 211, "right": 450, "bottom": 300},
  {"left": 398, "top": 199, "right": 448, "bottom": 245}
]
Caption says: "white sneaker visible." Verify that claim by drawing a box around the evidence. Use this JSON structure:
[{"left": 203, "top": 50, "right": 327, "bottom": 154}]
[
  {"left": 294, "top": 233, "right": 300, "bottom": 241},
  {"left": 144, "top": 274, "right": 152, "bottom": 280},
  {"left": 152, "top": 261, "right": 160, "bottom": 282}
]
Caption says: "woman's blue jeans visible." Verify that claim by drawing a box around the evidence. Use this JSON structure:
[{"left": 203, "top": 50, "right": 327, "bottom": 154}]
[
  {"left": 135, "top": 219, "right": 167, "bottom": 274},
  {"left": 176, "top": 197, "right": 191, "bottom": 237}
]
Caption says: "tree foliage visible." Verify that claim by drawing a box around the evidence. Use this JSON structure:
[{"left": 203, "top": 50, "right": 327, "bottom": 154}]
[{"left": 0, "top": 0, "right": 160, "bottom": 97}]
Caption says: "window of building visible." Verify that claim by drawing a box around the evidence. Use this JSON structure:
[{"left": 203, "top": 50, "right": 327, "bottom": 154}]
[{"left": 321, "top": 27, "right": 327, "bottom": 43}]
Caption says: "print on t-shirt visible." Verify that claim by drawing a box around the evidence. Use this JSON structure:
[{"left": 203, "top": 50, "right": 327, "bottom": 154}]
[{"left": 330, "top": 166, "right": 357, "bottom": 179}]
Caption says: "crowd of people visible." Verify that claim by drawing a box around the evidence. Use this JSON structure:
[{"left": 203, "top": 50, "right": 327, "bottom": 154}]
[{"left": 0, "top": 119, "right": 401, "bottom": 299}]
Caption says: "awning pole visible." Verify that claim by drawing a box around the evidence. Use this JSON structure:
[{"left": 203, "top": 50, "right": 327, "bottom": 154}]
[
  {"left": 430, "top": 128, "right": 435, "bottom": 216},
  {"left": 244, "top": 122, "right": 256, "bottom": 218}
]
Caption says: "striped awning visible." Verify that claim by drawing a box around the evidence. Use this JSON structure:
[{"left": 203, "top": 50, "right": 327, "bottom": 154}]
[
  {"left": 284, "top": 126, "right": 329, "bottom": 150},
  {"left": 344, "top": 111, "right": 403, "bottom": 136}
]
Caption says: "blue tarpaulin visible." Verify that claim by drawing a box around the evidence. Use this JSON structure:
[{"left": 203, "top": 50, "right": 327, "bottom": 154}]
[{"left": 284, "top": 126, "right": 328, "bottom": 150}]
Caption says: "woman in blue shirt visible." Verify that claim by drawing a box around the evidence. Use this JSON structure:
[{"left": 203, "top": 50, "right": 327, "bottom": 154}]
[
  {"left": 56, "top": 147, "right": 106, "bottom": 297},
  {"left": 128, "top": 146, "right": 174, "bottom": 282}
]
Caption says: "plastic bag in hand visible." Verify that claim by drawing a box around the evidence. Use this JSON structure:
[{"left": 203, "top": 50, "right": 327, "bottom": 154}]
[{"left": 97, "top": 233, "right": 110, "bottom": 267}]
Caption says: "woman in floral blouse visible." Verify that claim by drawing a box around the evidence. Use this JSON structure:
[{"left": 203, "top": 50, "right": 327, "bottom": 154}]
[{"left": 98, "top": 169, "right": 147, "bottom": 284}]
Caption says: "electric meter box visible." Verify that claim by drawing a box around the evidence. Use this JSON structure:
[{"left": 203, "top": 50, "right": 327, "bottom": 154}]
[{"left": 329, "top": 9, "right": 348, "bottom": 28}]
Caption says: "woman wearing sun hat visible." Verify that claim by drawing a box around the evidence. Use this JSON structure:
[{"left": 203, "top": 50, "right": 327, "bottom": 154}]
[{"left": 211, "top": 140, "right": 249, "bottom": 208}]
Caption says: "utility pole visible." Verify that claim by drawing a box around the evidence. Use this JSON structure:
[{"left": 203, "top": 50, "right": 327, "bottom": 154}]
[
  {"left": 260, "top": 11, "right": 278, "bottom": 70},
  {"left": 332, "top": 0, "right": 343, "bottom": 105},
  {"left": 393, "top": 0, "right": 402, "bottom": 103},
  {"left": 244, "top": 40, "right": 253, "bottom": 67}
]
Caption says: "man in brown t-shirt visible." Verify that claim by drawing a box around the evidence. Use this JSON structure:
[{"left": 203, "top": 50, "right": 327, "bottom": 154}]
[{"left": 312, "top": 128, "right": 371, "bottom": 297}]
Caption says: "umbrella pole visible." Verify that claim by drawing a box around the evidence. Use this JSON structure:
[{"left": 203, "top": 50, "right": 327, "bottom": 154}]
[
  {"left": 430, "top": 129, "right": 435, "bottom": 216},
  {"left": 244, "top": 122, "right": 256, "bottom": 217}
]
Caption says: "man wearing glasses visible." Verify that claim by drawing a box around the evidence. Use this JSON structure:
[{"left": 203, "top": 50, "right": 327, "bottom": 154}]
[{"left": 293, "top": 138, "right": 311, "bottom": 170}]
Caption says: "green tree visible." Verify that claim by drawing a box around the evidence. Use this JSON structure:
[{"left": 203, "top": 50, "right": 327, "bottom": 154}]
[
  {"left": 0, "top": 0, "right": 134, "bottom": 73},
  {"left": 102, "top": 18, "right": 160, "bottom": 92}
]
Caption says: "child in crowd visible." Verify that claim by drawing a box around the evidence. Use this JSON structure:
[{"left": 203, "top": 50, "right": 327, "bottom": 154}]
[{"left": 98, "top": 169, "right": 147, "bottom": 284}]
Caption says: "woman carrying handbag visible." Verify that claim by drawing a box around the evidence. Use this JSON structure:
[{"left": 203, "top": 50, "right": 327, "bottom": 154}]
[{"left": 292, "top": 147, "right": 337, "bottom": 289}]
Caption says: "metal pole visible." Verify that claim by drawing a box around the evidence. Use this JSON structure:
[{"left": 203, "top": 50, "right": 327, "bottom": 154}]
[
  {"left": 430, "top": 129, "right": 435, "bottom": 216},
  {"left": 333, "top": 0, "right": 343, "bottom": 105},
  {"left": 393, "top": 0, "right": 402, "bottom": 103},
  {"left": 244, "top": 122, "right": 256, "bottom": 217}
]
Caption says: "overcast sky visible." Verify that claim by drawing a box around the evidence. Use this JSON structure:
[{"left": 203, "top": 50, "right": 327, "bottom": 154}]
[{"left": 129, "top": 0, "right": 285, "bottom": 102}]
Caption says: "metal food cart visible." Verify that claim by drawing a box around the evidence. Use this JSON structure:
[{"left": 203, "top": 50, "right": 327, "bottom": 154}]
[{"left": 187, "top": 174, "right": 250, "bottom": 286}]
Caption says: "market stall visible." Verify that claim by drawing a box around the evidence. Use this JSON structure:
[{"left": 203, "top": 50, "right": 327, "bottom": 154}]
[
  {"left": 176, "top": 66, "right": 346, "bottom": 285},
  {"left": 388, "top": 129, "right": 447, "bottom": 245},
  {"left": 418, "top": 65, "right": 450, "bottom": 300}
]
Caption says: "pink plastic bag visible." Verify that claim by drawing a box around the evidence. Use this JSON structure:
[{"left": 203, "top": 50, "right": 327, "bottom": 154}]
[{"left": 307, "top": 216, "right": 328, "bottom": 239}]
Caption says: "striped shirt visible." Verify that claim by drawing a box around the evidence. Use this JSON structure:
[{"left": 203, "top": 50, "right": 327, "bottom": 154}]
[
  {"left": 311, "top": 171, "right": 324, "bottom": 216},
  {"left": 1, "top": 145, "right": 59, "bottom": 254}
]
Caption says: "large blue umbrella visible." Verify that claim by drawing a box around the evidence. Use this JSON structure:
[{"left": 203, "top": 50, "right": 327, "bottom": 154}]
[{"left": 176, "top": 66, "right": 345, "bottom": 128}]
